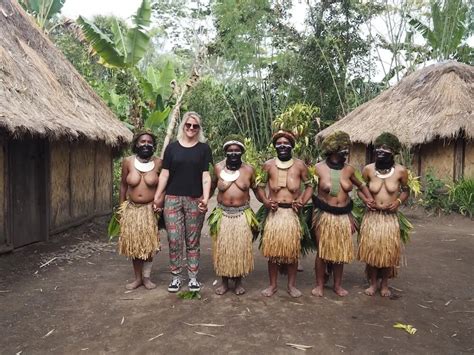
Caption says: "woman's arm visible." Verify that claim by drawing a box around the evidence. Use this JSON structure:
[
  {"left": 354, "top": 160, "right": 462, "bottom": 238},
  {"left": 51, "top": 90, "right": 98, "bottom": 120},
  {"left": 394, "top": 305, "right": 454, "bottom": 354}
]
[
  {"left": 153, "top": 169, "right": 169, "bottom": 210},
  {"left": 119, "top": 158, "right": 129, "bottom": 204},
  {"left": 198, "top": 171, "right": 211, "bottom": 213}
]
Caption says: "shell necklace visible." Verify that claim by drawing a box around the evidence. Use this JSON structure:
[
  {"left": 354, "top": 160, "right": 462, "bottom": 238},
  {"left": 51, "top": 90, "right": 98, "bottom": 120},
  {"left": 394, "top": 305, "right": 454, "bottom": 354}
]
[
  {"left": 375, "top": 167, "right": 395, "bottom": 179},
  {"left": 134, "top": 156, "right": 155, "bottom": 173}
]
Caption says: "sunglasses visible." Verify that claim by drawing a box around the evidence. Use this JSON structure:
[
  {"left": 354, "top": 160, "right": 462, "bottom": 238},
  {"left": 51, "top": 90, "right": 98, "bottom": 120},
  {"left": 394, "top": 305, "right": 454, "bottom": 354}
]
[{"left": 185, "top": 123, "right": 200, "bottom": 130}]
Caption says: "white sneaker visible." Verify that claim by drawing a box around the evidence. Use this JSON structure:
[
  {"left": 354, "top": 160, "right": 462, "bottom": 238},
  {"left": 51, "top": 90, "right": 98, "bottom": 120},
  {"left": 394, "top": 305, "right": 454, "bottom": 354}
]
[
  {"left": 188, "top": 278, "right": 201, "bottom": 292},
  {"left": 168, "top": 276, "right": 182, "bottom": 293}
]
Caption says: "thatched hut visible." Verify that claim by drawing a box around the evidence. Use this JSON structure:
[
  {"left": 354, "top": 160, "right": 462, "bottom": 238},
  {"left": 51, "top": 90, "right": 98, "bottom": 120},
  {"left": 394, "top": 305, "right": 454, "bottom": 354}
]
[
  {"left": 317, "top": 61, "right": 474, "bottom": 181},
  {"left": 0, "top": 0, "right": 132, "bottom": 252}
]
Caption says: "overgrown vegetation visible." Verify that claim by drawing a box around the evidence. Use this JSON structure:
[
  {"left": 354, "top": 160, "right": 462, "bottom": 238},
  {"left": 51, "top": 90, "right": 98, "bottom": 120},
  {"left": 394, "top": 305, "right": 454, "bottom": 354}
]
[
  {"left": 420, "top": 172, "right": 474, "bottom": 217},
  {"left": 20, "top": 0, "right": 474, "bottom": 217}
]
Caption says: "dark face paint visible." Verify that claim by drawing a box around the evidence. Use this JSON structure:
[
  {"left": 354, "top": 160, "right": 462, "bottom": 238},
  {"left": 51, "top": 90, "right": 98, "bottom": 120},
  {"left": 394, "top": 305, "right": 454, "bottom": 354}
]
[
  {"left": 225, "top": 151, "right": 243, "bottom": 170},
  {"left": 374, "top": 148, "right": 394, "bottom": 170},
  {"left": 326, "top": 149, "right": 348, "bottom": 170},
  {"left": 275, "top": 143, "right": 293, "bottom": 161},
  {"left": 136, "top": 143, "right": 154, "bottom": 159}
]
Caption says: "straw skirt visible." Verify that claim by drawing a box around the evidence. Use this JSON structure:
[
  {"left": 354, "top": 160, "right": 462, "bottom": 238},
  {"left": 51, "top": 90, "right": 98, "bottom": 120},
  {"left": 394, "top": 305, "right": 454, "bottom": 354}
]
[
  {"left": 313, "top": 210, "right": 354, "bottom": 263},
  {"left": 262, "top": 208, "right": 301, "bottom": 264},
  {"left": 358, "top": 210, "right": 401, "bottom": 268},
  {"left": 118, "top": 201, "right": 159, "bottom": 260},
  {"left": 213, "top": 211, "right": 254, "bottom": 277}
]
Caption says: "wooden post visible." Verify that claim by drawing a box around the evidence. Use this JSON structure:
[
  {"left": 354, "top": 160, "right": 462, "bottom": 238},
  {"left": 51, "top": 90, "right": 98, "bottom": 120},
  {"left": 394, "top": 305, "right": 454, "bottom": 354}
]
[{"left": 453, "top": 136, "right": 465, "bottom": 182}]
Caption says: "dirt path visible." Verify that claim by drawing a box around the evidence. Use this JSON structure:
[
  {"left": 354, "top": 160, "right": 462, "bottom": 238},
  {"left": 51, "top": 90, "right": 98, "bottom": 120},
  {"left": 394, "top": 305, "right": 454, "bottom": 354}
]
[{"left": 1, "top": 202, "right": 473, "bottom": 354}]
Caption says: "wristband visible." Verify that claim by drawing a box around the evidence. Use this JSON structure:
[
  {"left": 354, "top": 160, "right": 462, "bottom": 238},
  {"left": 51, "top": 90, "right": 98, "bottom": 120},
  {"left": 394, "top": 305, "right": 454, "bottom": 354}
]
[{"left": 397, "top": 198, "right": 403, "bottom": 205}]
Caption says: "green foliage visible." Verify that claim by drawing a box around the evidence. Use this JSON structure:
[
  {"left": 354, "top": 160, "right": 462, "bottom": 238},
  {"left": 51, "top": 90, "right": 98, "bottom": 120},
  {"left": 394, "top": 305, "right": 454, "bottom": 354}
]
[
  {"left": 20, "top": 0, "right": 65, "bottom": 31},
  {"left": 273, "top": 103, "right": 320, "bottom": 164},
  {"left": 448, "top": 179, "right": 474, "bottom": 218},
  {"left": 107, "top": 210, "right": 120, "bottom": 240},
  {"left": 421, "top": 171, "right": 451, "bottom": 213},
  {"left": 177, "top": 291, "right": 202, "bottom": 300},
  {"left": 77, "top": 0, "right": 152, "bottom": 68},
  {"left": 408, "top": 0, "right": 473, "bottom": 63},
  {"left": 185, "top": 78, "right": 239, "bottom": 159}
]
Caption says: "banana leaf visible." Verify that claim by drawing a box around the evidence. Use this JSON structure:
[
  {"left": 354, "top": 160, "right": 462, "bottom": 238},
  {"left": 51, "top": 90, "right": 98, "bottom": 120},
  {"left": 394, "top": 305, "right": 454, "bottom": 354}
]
[{"left": 107, "top": 211, "right": 120, "bottom": 241}]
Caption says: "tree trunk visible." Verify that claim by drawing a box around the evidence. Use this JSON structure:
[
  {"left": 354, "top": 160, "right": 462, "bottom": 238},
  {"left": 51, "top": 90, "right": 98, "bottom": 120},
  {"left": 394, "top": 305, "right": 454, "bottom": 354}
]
[{"left": 159, "top": 50, "right": 204, "bottom": 157}]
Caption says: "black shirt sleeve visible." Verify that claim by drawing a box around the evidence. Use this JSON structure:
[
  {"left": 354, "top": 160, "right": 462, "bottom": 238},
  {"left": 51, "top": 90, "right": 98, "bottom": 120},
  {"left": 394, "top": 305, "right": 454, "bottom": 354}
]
[
  {"left": 202, "top": 144, "right": 213, "bottom": 172},
  {"left": 162, "top": 144, "right": 172, "bottom": 170}
]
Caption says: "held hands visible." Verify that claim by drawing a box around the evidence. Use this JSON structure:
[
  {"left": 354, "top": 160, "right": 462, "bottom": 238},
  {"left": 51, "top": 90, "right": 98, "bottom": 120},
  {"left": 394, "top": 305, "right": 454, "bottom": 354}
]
[
  {"left": 198, "top": 198, "right": 208, "bottom": 213},
  {"left": 363, "top": 197, "right": 376, "bottom": 211},
  {"left": 386, "top": 199, "right": 401, "bottom": 212},
  {"left": 264, "top": 198, "right": 278, "bottom": 211},
  {"left": 153, "top": 195, "right": 164, "bottom": 213},
  {"left": 292, "top": 199, "right": 304, "bottom": 212}
]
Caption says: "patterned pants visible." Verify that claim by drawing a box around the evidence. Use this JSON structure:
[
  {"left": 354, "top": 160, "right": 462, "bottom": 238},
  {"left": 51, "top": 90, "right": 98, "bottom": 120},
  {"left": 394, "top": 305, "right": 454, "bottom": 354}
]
[{"left": 164, "top": 195, "right": 205, "bottom": 278}]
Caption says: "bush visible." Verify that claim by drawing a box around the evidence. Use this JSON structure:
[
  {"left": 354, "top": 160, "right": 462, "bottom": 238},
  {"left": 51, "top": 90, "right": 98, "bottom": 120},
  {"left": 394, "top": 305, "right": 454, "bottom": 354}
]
[
  {"left": 448, "top": 179, "right": 474, "bottom": 218},
  {"left": 420, "top": 171, "right": 451, "bottom": 213}
]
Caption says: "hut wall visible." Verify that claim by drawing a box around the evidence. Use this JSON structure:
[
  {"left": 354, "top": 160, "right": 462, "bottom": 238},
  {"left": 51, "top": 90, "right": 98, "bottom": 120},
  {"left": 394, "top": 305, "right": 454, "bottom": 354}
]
[
  {"left": 349, "top": 143, "right": 366, "bottom": 171},
  {"left": 464, "top": 141, "right": 474, "bottom": 179},
  {"left": 70, "top": 142, "right": 96, "bottom": 218},
  {"left": 420, "top": 140, "right": 454, "bottom": 181},
  {"left": 95, "top": 143, "right": 113, "bottom": 213},
  {"left": 50, "top": 140, "right": 113, "bottom": 233},
  {"left": 50, "top": 141, "right": 71, "bottom": 228},
  {"left": 0, "top": 138, "right": 5, "bottom": 246}
]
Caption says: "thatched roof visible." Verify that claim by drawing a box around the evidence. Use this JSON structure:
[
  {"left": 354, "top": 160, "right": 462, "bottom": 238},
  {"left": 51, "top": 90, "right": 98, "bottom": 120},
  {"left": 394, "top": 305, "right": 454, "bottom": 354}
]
[
  {"left": 0, "top": 0, "right": 132, "bottom": 146},
  {"left": 317, "top": 61, "right": 474, "bottom": 146}
]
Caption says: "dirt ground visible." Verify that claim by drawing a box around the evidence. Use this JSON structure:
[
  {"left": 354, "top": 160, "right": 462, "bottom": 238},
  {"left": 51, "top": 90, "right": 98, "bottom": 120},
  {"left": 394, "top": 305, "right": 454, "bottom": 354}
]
[{"left": 1, "top": 199, "right": 473, "bottom": 354}]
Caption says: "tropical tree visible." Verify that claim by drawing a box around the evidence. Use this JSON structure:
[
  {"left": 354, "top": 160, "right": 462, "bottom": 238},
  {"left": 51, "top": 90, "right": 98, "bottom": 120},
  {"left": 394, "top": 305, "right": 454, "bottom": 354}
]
[
  {"left": 19, "top": 0, "right": 65, "bottom": 33},
  {"left": 77, "top": 0, "right": 176, "bottom": 131},
  {"left": 408, "top": 0, "right": 473, "bottom": 63}
]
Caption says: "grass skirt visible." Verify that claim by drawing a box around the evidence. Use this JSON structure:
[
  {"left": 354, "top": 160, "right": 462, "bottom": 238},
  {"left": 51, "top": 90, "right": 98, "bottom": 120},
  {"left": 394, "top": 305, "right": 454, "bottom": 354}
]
[
  {"left": 262, "top": 208, "right": 301, "bottom": 264},
  {"left": 313, "top": 210, "right": 354, "bottom": 263},
  {"left": 213, "top": 210, "right": 254, "bottom": 277},
  {"left": 118, "top": 201, "right": 159, "bottom": 260},
  {"left": 358, "top": 210, "right": 401, "bottom": 268}
]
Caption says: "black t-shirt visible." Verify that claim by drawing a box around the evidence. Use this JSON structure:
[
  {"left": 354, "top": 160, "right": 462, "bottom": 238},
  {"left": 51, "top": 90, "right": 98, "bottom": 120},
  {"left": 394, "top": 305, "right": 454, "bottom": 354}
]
[{"left": 162, "top": 141, "right": 213, "bottom": 198}]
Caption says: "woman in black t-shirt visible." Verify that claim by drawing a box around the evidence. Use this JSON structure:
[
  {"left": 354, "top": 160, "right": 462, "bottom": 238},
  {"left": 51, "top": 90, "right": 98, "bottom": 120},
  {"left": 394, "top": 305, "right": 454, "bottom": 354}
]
[{"left": 154, "top": 112, "right": 213, "bottom": 293}]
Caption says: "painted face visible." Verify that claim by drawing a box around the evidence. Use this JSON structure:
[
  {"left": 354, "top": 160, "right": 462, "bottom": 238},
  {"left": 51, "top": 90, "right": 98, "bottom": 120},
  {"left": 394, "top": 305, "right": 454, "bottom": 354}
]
[
  {"left": 337, "top": 148, "right": 349, "bottom": 161},
  {"left": 225, "top": 144, "right": 243, "bottom": 170},
  {"left": 183, "top": 116, "right": 201, "bottom": 139},
  {"left": 375, "top": 146, "right": 394, "bottom": 169},
  {"left": 275, "top": 137, "right": 293, "bottom": 161},
  {"left": 326, "top": 147, "right": 348, "bottom": 169},
  {"left": 136, "top": 134, "right": 154, "bottom": 159}
]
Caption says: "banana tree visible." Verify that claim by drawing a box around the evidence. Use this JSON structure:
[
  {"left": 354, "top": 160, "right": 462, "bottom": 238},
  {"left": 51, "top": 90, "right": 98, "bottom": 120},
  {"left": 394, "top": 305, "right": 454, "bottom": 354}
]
[
  {"left": 19, "top": 0, "right": 65, "bottom": 32},
  {"left": 77, "top": 0, "right": 151, "bottom": 69},
  {"left": 77, "top": 0, "right": 154, "bottom": 128},
  {"left": 408, "top": 0, "right": 472, "bottom": 62}
]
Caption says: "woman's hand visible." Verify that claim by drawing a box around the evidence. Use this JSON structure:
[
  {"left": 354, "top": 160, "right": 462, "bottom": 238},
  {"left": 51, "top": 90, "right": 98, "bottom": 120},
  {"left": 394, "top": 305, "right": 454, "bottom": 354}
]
[
  {"left": 292, "top": 199, "right": 304, "bottom": 212},
  {"left": 264, "top": 198, "right": 278, "bottom": 211},
  {"left": 198, "top": 198, "right": 208, "bottom": 213},
  {"left": 153, "top": 195, "right": 164, "bottom": 212}
]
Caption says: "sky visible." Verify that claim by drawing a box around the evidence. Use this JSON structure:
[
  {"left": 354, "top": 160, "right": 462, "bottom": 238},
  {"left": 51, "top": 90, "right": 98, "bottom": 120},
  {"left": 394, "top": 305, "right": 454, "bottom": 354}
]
[{"left": 62, "top": 0, "right": 142, "bottom": 20}]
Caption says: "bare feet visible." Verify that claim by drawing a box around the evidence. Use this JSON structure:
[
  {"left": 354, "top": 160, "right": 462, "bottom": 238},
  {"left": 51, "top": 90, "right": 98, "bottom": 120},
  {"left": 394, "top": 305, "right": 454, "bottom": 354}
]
[
  {"left": 333, "top": 286, "right": 349, "bottom": 297},
  {"left": 142, "top": 277, "right": 156, "bottom": 290},
  {"left": 234, "top": 285, "right": 246, "bottom": 295},
  {"left": 287, "top": 286, "right": 302, "bottom": 298},
  {"left": 261, "top": 286, "right": 277, "bottom": 297},
  {"left": 234, "top": 279, "right": 245, "bottom": 295},
  {"left": 311, "top": 286, "right": 324, "bottom": 297},
  {"left": 125, "top": 279, "right": 142, "bottom": 290},
  {"left": 380, "top": 286, "right": 392, "bottom": 297},
  {"left": 215, "top": 284, "right": 229, "bottom": 295},
  {"left": 364, "top": 285, "right": 377, "bottom": 296}
]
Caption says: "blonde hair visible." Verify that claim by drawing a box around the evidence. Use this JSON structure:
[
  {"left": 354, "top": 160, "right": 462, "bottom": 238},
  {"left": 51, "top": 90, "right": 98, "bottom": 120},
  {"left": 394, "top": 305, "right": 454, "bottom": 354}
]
[{"left": 177, "top": 111, "right": 207, "bottom": 143}]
